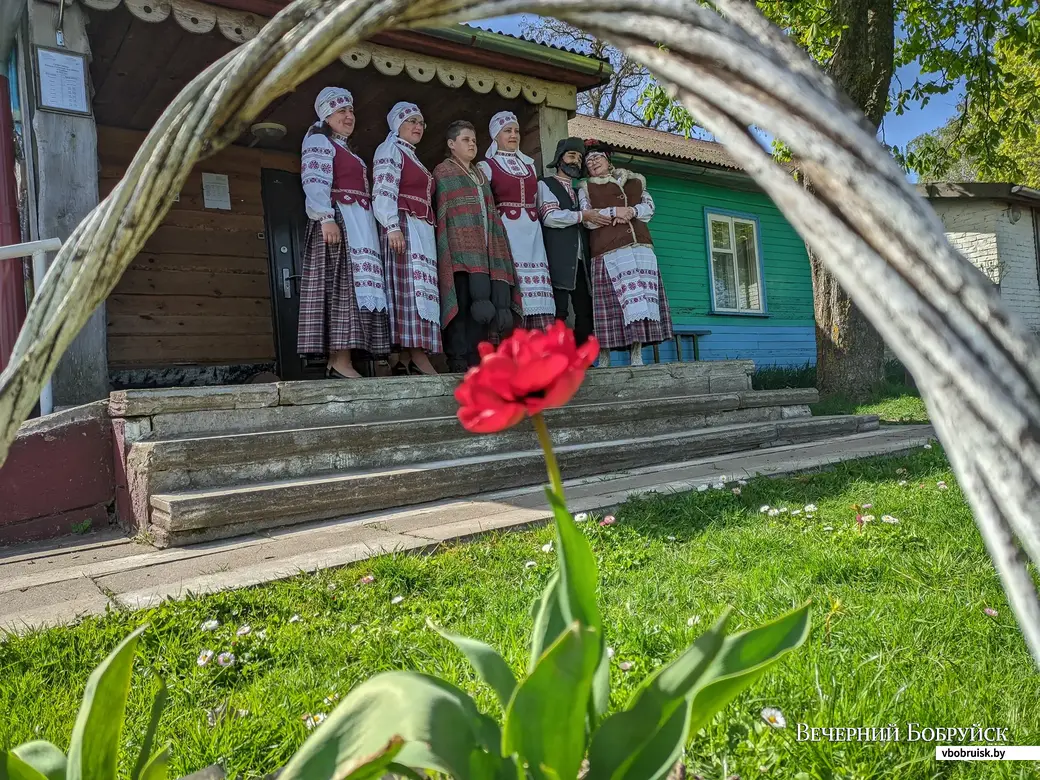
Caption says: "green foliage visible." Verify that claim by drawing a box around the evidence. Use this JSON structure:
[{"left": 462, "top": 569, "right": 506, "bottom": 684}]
[
  {"left": 2, "top": 493, "right": 810, "bottom": 780},
  {"left": 1, "top": 625, "right": 168, "bottom": 780},
  {"left": 904, "top": 43, "right": 1040, "bottom": 184},
  {"left": 639, "top": 1, "right": 1040, "bottom": 179},
  {"left": 281, "top": 477, "right": 811, "bottom": 780}
]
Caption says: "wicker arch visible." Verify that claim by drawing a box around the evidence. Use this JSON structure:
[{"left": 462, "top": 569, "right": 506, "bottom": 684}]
[{"left": 3, "top": 0, "right": 1040, "bottom": 666}]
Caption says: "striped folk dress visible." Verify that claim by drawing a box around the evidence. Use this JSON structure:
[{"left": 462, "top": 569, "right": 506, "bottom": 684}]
[
  {"left": 579, "top": 170, "right": 674, "bottom": 350},
  {"left": 298, "top": 130, "right": 390, "bottom": 356},
  {"left": 478, "top": 152, "right": 556, "bottom": 333},
  {"left": 372, "top": 136, "right": 442, "bottom": 353}
]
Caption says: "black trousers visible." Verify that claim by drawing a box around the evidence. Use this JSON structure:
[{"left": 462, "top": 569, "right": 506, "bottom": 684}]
[
  {"left": 553, "top": 259, "right": 594, "bottom": 346},
  {"left": 443, "top": 271, "right": 488, "bottom": 372}
]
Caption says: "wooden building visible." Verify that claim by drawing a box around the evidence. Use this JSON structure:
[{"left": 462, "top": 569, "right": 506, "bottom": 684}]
[{"left": 15, "top": 0, "right": 610, "bottom": 404}]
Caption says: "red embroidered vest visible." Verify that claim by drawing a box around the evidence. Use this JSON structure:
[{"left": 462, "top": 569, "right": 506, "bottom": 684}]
[
  {"left": 487, "top": 156, "right": 538, "bottom": 221},
  {"left": 331, "top": 143, "right": 371, "bottom": 211},
  {"left": 398, "top": 152, "right": 434, "bottom": 225}
]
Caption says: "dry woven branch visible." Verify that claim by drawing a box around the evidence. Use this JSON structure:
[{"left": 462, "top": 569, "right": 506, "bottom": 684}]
[{"left": 2, "top": 0, "right": 1039, "bottom": 665}]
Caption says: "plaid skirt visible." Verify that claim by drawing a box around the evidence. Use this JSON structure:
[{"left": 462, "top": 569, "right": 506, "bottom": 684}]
[
  {"left": 591, "top": 251, "right": 673, "bottom": 350},
  {"left": 522, "top": 313, "right": 556, "bottom": 332},
  {"left": 297, "top": 213, "right": 391, "bottom": 356},
  {"left": 381, "top": 212, "right": 442, "bottom": 353}
]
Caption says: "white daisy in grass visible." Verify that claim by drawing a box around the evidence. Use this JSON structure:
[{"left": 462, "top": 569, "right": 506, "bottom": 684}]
[
  {"left": 197, "top": 649, "right": 214, "bottom": 667},
  {"left": 391, "top": 595, "right": 405, "bottom": 605},
  {"left": 687, "top": 615, "right": 701, "bottom": 627},
  {"left": 881, "top": 515, "right": 900, "bottom": 524},
  {"left": 732, "top": 487, "right": 742, "bottom": 496},
  {"left": 200, "top": 619, "right": 219, "bottom": 632},
  {"left": 761, "top": 707, "right": 786, "bottom": 729},
  {"left": 236, "top": 625, "right": 251, "bottom": 637},
  {"left": 697, "top": 484, "right": 709, "bottom": 493},
  {"left": 216, "top": 652, "right": 235, "bottom": 668},
  {"left": 791, "top": 509, "right": 802, "bottom": 516},
  {"left": 618, "top": 661, "right": 633, "bottom": 672},
  {"left": 525, "top": 561, "right": 537, "bottom": 569},
  {"left": 575, "top": 512, "right": 589, "bottom": 522},
  {"left": 289, "top": 614, "right": 302, "bottom": 624},
  {"left": 760, "top": 505, "right": 771, "bottom": 514},
  {"left": 541, "top": 541, "right": 553, "bottom": 553},
  {"left": 804, "top": 504, "right": 818, "bottom": 513},
  {"left": 606, "top": 647, "right": 615, "bottom": 659}
]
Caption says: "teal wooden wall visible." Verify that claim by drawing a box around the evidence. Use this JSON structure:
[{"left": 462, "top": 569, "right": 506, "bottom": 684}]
[{"left": 636, "top": 169, "right": 817, "bottom": 367}]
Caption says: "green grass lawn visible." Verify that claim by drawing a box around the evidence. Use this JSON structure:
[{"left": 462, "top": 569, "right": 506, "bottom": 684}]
[
  {"left": 753, "top": 362, "right": 930, "bottom": 424},
  {"left": 811, "top": 380, "right": 930, "bottom": 424},
  {"left": 2, "top": 448, "right": 1036, "bottom": 780}
]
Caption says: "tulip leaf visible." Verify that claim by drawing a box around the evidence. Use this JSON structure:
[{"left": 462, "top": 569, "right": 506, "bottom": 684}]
[
  {"left": 428, "top": 619, "right": 517, "bottom": 713},
  {"left": 3, "top": 750, "right": 53, "bottom": 780},
  {"left": 545, "top": 488, "right": 601, "bottom": 631},
  {"left": 67, "top": 624, "right": 149, "bottom": 780},
  {"left": 586, "top": 611, "right": 729, "bottom": 780},
  {"left": 686, "top": 602, "right": 812, "bottom": 736},
  {"left": 278, "top": 671, "right": 499, "bottom": 780},
  {"left": 529, "top": 571, "right": 567, "bottom": 673},
  {"left": 136, "top": 749, "right": 169, "bottom": 780},
  {"left": 8, "top": 743, "right": 66, "bottom": 780},
  {"left": 131, "top": 677, "right": 167, "bottom": 780},
  {"left": 544, "top": 487, "right": 609, "bottom": 723},
  {"left": 504, "top": 622, "right": 601, "bottom": 780}
]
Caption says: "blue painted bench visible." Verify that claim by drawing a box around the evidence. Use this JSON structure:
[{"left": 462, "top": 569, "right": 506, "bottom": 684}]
[{"left": 652, "top": 327, "right": 712, "bottom": 363}]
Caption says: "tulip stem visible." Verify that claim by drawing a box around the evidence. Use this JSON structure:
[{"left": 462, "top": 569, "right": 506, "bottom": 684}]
[{"left": 532, "top": 413, "right": 564, "bottom": 499}]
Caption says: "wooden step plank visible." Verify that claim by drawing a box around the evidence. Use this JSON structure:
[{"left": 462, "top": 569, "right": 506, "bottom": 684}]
[{"left": 152, "top": 418, "right": 873, "bottom": 538}]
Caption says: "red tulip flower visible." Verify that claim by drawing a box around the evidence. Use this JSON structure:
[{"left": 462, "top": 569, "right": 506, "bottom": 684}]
[{"left": 455, "top": 322, "right": 599, "bottom": 434}]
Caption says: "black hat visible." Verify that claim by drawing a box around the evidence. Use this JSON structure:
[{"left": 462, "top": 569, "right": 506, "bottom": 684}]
[{"left": 550, "top": 136, "right": 587, "bottom": 169}]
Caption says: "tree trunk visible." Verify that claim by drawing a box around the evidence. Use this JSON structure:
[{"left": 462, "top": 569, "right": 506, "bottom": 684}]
[{"left": 811, "top": 0, "right": 895, "bottom": 399}]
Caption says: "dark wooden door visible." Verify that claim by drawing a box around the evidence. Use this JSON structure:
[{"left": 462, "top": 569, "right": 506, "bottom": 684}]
[{"left": 260, "top": 168, "right": 324, "bottom": 381}]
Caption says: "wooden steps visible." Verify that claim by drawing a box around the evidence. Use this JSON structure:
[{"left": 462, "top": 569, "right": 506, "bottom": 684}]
[{"left": 108, "top": 362, "right": 875, "bottom": 548}]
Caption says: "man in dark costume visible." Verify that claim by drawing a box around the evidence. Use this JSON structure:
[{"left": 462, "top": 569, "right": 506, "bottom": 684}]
[
  {"left": 536, "top": 137, "right": 609, "bottom": 346},
  {"left": 434, "top": 120, "right": 521, "bottom": 372}
]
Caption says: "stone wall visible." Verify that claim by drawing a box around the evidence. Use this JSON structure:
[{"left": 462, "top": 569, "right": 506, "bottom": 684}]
[
  {"left": 995, "top": 206, "right": 1040, "bottom": 331},
  {"left": 931, "top": 200, "right": 1003, "bottom": 285},
  {"left": 929, "top": 198, "right": 1040, "bottom": 334}
]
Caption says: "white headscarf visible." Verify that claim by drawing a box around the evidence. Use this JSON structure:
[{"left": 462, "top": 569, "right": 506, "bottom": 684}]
[
  {"left": 385, "top": 101, "right": 423, "bottom": 147},
  {"left": 315, "top": 87, "right": 353, "bottom": 124},
  {"left": 486, "top": 110, "right": 535, "bottom": 165}
]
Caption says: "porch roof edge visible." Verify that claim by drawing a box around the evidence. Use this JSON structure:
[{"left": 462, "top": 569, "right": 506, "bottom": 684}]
[
  {"left": 419, "top": 25, "right": 613, "bottom": 83},
  {"left": 195, "top": 0, "right": 613, "bottom": 87}
]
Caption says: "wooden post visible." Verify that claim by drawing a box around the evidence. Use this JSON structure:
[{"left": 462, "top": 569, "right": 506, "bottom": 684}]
[
  {"left": 536, "top": 104, "right": 570, "bottom": 177},
  {"left": 28, "top": 0, "right": 106, "bottom": 406}
]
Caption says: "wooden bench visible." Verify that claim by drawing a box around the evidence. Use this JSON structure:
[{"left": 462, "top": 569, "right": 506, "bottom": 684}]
[{"left": 652, "top": 327, "right": 712, "bottom": 363}]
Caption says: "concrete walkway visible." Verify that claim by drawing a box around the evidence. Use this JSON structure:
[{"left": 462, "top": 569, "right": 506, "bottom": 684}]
[{"left": 0, "top": 425, "right": 934, "bottom": 632}]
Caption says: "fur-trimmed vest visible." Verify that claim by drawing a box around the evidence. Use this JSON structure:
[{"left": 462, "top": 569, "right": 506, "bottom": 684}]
[{"left": 581, "top": 169, "right": 654, "bottom": 256}]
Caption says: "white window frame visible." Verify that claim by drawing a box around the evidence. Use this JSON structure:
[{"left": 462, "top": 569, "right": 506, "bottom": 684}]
[{"left": 705, "top": 210, "right": 767, "bottom": 315}]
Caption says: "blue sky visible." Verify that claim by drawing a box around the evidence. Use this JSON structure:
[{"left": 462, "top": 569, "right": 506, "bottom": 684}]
[{"left": 470, "top": 15, "right": 962, "bottom": 154}]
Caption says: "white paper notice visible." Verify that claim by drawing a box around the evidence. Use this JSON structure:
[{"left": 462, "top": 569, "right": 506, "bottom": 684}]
[
  {"left": 37, "top": 48, "right": 89, "bottom": 114},
  {"left": 202, "top": 173, "right": 232, "bottom": 210}
]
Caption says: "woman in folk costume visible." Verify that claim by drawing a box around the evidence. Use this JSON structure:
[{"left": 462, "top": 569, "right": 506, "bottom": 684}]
[
  {"left": 476, "top": 111, "right": 556, "bottom": 331},
  {"left": 433, "top": 120, "right": 522, "bottom": 373},
  {"left": 373, "top": 101, "right": 440, "bottom": 376},
  {"left": 578, "top": 140, "right": 673, "bottom": 367},
  {"left": 298, "top": 86, "right": 390, "bottom": 379}
]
